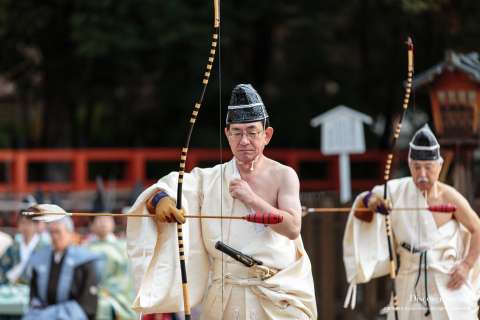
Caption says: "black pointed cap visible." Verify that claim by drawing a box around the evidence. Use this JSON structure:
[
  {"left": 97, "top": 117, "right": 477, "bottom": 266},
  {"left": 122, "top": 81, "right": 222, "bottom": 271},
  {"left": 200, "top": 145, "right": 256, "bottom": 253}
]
[
  {"left": 226, "top": 84, "right": 268, "bottom": 124},
  {"left": 409, "top": 124, "right": 441, "bottom": 160}
]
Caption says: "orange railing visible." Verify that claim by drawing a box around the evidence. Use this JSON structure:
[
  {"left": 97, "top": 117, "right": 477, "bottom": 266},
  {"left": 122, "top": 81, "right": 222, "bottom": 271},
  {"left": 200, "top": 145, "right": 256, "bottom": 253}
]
[{"left": 0, "top": 148, "right": 395, "bottom": 193}]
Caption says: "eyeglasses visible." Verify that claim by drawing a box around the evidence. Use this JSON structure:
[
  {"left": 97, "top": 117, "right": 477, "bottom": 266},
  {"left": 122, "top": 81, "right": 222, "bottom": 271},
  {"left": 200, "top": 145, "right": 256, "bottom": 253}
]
[{"left": 228, "top": 129, "right": 264, "bottom": 141}]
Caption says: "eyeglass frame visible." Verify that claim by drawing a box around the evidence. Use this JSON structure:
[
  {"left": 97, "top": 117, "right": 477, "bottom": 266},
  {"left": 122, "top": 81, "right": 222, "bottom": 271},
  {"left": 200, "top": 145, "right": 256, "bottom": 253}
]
[{"left": 227, "top": 128, "right": 265, "bottom": 141}]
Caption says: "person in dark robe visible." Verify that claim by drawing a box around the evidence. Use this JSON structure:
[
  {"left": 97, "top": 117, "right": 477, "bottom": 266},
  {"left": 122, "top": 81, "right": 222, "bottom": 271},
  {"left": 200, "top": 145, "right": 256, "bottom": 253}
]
[
  {"left": 0, "top": 209, "right": 49, "bottom": 320},
  {"left": 23, "top": 204, "right": 100, "bottom": 320}
]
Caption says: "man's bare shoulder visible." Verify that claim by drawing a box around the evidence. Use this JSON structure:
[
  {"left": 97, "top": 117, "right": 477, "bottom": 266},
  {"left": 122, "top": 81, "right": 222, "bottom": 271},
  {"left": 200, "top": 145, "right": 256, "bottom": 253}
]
[
  {"left": 438, "top": 182, "right": 473, "bottom": 212},
  {"left": 438, "top": 182, "right": 465, "bottom": 200},
  {"left": 265, "top": 157, "right": 298, "bottom": 176},
  {"left": 438, "top": 183, "right": 479, "bottom": 232}
]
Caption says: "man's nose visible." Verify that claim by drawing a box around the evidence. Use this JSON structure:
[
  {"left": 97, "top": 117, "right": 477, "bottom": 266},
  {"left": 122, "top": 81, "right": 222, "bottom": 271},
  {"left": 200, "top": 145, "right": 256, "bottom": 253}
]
[{"left": 239, "top": 133, "right": 250, "bottom": 144}]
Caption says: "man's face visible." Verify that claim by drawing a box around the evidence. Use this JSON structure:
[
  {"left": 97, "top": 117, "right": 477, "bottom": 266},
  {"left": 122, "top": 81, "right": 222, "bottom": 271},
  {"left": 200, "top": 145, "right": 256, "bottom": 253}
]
[
  {"left": 36, "top": 221, "right": 47, "bottom": 233},
  {"left": 91, "top": 216, "right": 114, "bottom": 240},
  {"left": 225, "top": 122, "right": 273, "bottom": 163},
  {"left": 408, "top": 159, "right": 442, "bottom": 191},
  {"left": 17, "top": 217, "right": 36, "bottom": 239},
  {"left": 49, "top": 222, "right": 72, "bottom": 252}
]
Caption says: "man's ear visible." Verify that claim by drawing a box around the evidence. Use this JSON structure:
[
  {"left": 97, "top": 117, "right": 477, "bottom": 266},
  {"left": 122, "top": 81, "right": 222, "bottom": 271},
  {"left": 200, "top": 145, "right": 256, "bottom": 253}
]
[
  {"left": 264, "top": 127, "right": 274, "bottom": 145},
  {"left": 224, "top": 127, "right": 229, "bottom": 138}
]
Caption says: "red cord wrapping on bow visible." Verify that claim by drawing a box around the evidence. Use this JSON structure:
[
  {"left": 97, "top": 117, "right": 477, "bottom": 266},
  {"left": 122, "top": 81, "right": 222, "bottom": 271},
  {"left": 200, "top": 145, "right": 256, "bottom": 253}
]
[
  {"left": 428, "top": 204, "right": 456, "bottom": 213},
  {"left": 245, "top": 212, "right": 283, "bottom": 224}
]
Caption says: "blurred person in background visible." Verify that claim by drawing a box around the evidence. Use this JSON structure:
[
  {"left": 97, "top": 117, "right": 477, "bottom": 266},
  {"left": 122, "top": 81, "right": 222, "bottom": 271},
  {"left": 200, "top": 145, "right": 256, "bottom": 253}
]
[
  {"left": 35, "top": 221, "right": 51, "bottom": 245},
  {"left": 0, "top": 201, "right": 49, "bottom": 320},
  {"left": 343, "top": 125, "right": 480, "bottom": 319},
  {"left": 0, "top": 230, "right": 15, "bottom": 320},
  {"left": 86, "top": 216, "right": 136, "bottom": 320},
  {"left": 14, "top": 196, "right": 50, "bottom": 246},
  {"left": 2, "top": 214, "right": 49, "bottom": 284},
  {"left": 23, "top": 204, "right": 99, "bottom": 320},
  {"left": 0, "top": 231, "right": 13, "bottom": 284}
]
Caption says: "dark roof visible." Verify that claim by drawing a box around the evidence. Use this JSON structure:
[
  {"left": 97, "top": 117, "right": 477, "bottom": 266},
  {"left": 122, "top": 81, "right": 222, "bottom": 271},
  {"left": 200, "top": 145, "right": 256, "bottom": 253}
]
[{"left": 412, "top": 51, "right": 480, "bottom": 89}]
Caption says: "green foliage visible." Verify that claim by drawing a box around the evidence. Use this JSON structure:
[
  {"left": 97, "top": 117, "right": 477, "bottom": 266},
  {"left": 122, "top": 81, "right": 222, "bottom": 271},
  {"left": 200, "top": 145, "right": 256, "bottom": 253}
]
[
  {"left": 401, "top": 0, "right": 449, "bottom": 13},
  {"left": 0, "top": 0, "right": 479, "bottom": 148}
]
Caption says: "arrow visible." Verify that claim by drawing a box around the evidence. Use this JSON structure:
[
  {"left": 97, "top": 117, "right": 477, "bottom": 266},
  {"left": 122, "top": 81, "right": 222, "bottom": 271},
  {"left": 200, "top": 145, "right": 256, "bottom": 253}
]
[
  {"left": 303, "top": 203, "right": 456, "bottom": 213},
  {"left": 22, "top": 211, "right": 284, "bottom": 224}
]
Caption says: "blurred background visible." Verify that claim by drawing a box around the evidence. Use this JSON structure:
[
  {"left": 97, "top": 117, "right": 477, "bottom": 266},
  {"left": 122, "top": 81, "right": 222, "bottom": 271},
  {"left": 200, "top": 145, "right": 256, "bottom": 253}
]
[{"left": 0, "top": 0, "right": 479, "bottom": 319}]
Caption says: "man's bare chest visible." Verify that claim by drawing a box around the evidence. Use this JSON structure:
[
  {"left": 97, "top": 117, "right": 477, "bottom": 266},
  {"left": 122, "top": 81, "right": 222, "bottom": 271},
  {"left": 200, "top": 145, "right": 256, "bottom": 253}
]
[
  {"left": 244, "top": 176, "right": 278, "bottom": 206},
  {"left": 427, "top": 194, "right": 454, "bottom": 228}
]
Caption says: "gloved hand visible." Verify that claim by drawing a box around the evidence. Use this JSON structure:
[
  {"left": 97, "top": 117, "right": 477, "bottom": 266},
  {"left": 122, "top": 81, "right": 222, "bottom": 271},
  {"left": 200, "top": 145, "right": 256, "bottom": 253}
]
[
  {"left": 365, "top": 193, "right": 391, "bottom": 215},
  {"left": 148, "top": 195, "right": 185, "bottom": 224},
  {"left": 354, "top": 192, "right": 391, "bottom": 222}
]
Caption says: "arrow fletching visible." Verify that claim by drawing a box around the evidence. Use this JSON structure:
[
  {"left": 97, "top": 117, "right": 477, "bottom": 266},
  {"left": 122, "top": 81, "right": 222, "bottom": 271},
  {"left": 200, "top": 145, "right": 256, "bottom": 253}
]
[
  {"left": 22, "top": 211, "right": 70, "bottom": 222},
  {"left": 22, "top": 204, "right": 72, "bottom": 223}
]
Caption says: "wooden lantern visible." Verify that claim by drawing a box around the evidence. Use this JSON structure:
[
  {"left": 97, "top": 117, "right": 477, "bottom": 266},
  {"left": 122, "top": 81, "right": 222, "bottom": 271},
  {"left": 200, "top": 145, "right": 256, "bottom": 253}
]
[{"left": 413, "top": 51, "right": 480, "bottom": 144}]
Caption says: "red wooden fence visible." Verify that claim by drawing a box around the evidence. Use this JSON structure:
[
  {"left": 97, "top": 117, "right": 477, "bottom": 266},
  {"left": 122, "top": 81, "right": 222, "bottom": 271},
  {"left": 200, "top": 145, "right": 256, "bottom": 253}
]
[{"left": 0, "top": 148, "right": 394, "bottom": 193}]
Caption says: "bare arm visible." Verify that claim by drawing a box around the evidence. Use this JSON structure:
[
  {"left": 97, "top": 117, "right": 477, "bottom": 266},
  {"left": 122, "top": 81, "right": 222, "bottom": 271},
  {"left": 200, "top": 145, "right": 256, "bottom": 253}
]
[
  {"left": 447, "top": 186, "right": 480, "bottom": 289},
  {"left": 450, "top": 188, "right": 480, "bottom": 267},
  {"left": 268, "top": 167, "right": 302, "bottom": 239}
]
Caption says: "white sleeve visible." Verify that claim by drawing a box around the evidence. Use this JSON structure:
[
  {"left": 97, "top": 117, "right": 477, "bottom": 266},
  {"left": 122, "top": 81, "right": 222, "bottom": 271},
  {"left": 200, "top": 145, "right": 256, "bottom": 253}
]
[
  {"left": 342, "top": 189, "right": 392, "bottom": 308},
  {"left": 126, "top": 169, "right": 209, "bottom": 314}
]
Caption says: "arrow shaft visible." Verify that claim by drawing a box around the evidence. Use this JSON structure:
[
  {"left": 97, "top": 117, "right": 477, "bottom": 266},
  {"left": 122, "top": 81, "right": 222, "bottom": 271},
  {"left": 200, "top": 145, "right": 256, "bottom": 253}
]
[
  {"left": 24, "top": 211, "right": 246, "bottom": 220},
  {"left": 306, "top": 203, "right": 456, "bottom": 214},
  {"left": 30, "top": 206, "right": 452, "bottom": 216},
  {"left": 305, "top": 207, "right": 432, "bottom": 213}
]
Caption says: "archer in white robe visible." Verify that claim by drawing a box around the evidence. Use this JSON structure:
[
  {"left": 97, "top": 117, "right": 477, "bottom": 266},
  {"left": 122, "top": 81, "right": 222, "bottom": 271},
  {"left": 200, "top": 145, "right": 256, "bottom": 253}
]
[
  {"left": 343, "top": 177, "right": 480, "bottom": 319},
  {"left": 127, "top": 159, "right": 317, "bottom": 320}
]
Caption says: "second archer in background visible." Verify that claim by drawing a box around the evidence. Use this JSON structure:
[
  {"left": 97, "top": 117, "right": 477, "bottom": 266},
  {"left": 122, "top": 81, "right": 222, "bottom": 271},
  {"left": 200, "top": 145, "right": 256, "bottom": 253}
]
[{"left": 343, "top": 124, "right": 480, "bottom": 319}]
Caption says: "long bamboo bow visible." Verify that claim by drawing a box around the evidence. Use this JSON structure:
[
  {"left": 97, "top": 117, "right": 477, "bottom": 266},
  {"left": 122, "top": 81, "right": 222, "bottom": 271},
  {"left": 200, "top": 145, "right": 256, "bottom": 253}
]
[
  {"left": 382, "top": 37, "right": 414, "bottom": 320},
  {"left": 173, "top": 1, "right": 220, "bottom": 318}
]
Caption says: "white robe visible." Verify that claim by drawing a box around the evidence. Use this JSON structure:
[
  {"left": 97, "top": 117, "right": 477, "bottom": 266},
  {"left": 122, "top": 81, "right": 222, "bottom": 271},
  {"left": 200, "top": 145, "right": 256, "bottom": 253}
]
[
  {"left": 127, "top": 159, "right": 317, "bottom": 319},
  {"left": 0, "top": 232, "right": 12, "bottom": 258},
  {"left": 343, "top": 177, "right": 480, "bottom": 319}
]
